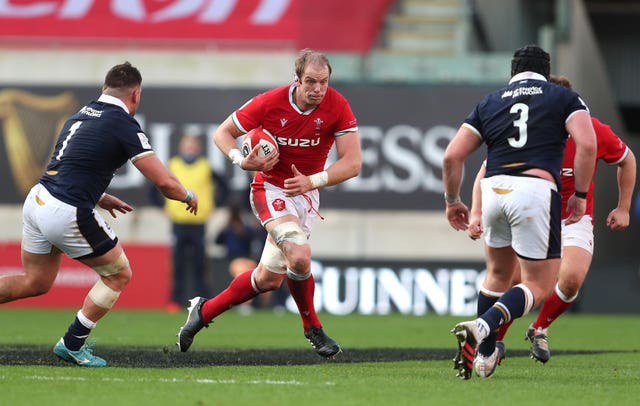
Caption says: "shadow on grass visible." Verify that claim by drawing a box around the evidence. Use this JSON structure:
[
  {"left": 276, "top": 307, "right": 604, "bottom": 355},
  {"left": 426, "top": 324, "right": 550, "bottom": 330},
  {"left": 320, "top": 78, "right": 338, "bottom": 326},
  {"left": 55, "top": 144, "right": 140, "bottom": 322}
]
[{"left": 0, "top": 345, "right": 629, "bottom": 368}]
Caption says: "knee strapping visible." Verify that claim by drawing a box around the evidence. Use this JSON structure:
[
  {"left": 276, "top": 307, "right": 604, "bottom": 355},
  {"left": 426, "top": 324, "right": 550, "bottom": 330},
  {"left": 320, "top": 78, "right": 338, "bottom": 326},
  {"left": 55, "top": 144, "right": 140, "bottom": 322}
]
[
  {"left": 286, "top": 268, "right": 311, "bottom": 281},
  {"left": 260, "top": 240, "right": 287, "bottom": 274},
  {"left": 269, "top": 221, "right": 307, "bottom": 246},
  {"left": 93, "top": 252, "right": 129, "bottom": 276},
  {"left": 88, "top": 279, "right": 121, "bottom": 309},
  {"left": 555, "top": 283, "right": 578, "bottom": 302}
]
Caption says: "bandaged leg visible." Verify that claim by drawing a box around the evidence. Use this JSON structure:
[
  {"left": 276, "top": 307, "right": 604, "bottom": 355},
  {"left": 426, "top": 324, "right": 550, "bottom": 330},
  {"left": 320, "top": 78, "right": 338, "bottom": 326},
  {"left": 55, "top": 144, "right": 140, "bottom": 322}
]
[
  {"left": 88, "top": 278, "right": 121, "bottom": 309},
  {"left": 260, "top": 240, "right": 287, "bottom": 274},
  {"left": 92, "top": 252, "right": 129, "bottom": 277},
  {"left": 63, "top": 279, "right": 120, "bottom": 350},
  {"left": 269, "top": 221, "right": 307, "bottom": 246}
]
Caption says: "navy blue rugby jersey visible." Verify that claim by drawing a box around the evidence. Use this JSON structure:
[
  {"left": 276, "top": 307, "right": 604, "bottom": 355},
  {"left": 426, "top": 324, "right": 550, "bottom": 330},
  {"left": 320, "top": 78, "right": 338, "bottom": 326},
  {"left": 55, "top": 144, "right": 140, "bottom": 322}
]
[
  {"left": 463, "top": 72, "right": 588, "bottom": 188},
  {"left": 39, "top": 96, "right": 153, "bottom": 208}
]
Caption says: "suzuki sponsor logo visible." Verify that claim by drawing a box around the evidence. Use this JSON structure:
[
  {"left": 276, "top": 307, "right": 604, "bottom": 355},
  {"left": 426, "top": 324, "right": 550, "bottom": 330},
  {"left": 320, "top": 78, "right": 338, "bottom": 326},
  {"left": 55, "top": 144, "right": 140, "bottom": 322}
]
[{"left": 275, "top": 136, "right": 321, "bottom": 148}]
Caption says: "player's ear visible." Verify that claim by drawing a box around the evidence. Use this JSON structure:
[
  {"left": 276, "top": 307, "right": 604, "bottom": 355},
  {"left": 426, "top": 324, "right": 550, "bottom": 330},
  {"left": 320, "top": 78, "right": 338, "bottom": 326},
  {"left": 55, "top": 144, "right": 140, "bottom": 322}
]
[{"left": 131, "top": 87, "right": 141, "bottom": 104}]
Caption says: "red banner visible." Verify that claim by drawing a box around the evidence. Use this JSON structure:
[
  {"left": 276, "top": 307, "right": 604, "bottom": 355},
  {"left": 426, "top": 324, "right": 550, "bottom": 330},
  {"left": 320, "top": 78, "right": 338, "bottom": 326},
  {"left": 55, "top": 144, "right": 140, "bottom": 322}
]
[
  {"left": 0, "top": 0, "right": 392, "bottom": 51},
  {"left": 0, "top": 242, "right": 170, "bottom": 309}
]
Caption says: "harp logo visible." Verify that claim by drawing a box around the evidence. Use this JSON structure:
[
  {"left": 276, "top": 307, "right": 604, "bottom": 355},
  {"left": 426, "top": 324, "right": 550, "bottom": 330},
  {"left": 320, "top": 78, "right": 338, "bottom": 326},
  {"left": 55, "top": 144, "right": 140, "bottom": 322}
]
[{"left": 0, "top": 89, "right": 78, "bottom": 196}]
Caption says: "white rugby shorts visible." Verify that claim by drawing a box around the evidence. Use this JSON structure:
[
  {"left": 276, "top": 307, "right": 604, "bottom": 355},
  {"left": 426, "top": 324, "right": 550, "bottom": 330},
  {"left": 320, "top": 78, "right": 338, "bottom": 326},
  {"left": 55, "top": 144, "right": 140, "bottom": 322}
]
[
  {"left": 481, "top": 175, "right": 562, "bottom": 260},
  {"left": 249, "top": 181, "right": 319, "bottom": 238},
  {"left": 22, "top": 183, "right": 117, "bottom": 258},
  {"left": 562, "top": 215, "right": 594, "bottom": 254}
]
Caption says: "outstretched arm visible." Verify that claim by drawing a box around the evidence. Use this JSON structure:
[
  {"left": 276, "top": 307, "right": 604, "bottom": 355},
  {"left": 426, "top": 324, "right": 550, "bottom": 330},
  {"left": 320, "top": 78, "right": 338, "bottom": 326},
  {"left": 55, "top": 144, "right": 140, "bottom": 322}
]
[
  {"left": 133, "top": 154, "right": 198, "bottom": 215},
  {"left": 607, "top": 149, "right": 636, "bottom": 231}
]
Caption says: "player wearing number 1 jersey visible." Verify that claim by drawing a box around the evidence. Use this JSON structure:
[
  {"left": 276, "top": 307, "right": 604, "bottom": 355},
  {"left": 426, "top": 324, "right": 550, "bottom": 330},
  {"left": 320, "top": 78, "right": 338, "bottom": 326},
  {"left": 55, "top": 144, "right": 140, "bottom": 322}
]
[
  {"left": 1, "top": 62, "right": 198, "bottom": 367},
  {"left": 442, "top": 45, "right": 597, "bottom": 379}
]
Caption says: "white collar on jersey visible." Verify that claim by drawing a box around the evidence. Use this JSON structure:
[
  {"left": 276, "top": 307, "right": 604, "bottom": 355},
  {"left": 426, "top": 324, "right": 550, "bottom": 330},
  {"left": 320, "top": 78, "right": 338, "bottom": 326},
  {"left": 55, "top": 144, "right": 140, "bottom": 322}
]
[
  {"left": 509, "top": 71, "right": 547, "bottom": 84},
  {"left": 289, "top": 83, "right": 316, "bottom": 115},
  {"left": 98, "top": 94, "right": 131, "bottom": 114}
]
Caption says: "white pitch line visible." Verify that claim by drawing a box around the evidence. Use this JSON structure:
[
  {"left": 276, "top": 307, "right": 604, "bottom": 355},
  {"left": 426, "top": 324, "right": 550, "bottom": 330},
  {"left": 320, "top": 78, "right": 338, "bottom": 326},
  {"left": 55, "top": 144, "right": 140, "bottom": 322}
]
[{"left": 19, "top": 375, "right": 335, "bottom": 385}]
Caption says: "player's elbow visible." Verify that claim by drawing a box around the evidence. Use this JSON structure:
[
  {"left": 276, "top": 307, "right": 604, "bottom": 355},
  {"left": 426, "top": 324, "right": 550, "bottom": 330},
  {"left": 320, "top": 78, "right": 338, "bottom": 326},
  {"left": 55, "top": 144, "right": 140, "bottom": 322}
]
[
  {"left": 580, "top": 138, "right": 597, "bottom": 158},
  {"left": 349, "top": 156, "right": 362, "bottom": 178},
  {"left": 443, "top": 150, "right": 463, "bottom": 170}
]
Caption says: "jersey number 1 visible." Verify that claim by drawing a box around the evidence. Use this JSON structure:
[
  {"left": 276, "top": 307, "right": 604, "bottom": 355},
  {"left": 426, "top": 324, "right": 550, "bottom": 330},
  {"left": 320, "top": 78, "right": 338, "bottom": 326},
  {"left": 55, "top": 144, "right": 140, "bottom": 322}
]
[{"left": 55, "top": 121, "right": 82, "bottom": 161}]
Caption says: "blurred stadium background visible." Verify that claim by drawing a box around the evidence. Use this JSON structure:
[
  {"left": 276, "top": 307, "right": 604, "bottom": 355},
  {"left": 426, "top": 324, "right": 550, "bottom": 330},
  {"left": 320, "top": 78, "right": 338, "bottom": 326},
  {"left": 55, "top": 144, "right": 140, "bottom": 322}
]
[{"left": 0, "top": 0, "right": 637, "bottom": 314}]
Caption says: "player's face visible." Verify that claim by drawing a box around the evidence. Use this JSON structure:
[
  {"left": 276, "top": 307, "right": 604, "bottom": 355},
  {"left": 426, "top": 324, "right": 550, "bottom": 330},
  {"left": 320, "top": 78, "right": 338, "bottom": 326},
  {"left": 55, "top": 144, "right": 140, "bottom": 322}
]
[{"left": 296, "top": 63, "right": 330, "bottom": 110}]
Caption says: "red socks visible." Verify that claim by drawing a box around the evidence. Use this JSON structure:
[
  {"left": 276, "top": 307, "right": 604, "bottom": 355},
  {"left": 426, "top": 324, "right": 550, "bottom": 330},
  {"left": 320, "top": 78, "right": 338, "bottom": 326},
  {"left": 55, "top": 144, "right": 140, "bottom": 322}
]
[
  {"left": 496, "top": 319, "right": 513, "bottom": 341},
  {"left": 533, "top": 289, "right": 574, "bottom": 330},
  {"left": 286, "top": 274, "right": 320, "bottom": 331},
  {"left": 201, "top": 270, "right": 259, "bottom": 322}
]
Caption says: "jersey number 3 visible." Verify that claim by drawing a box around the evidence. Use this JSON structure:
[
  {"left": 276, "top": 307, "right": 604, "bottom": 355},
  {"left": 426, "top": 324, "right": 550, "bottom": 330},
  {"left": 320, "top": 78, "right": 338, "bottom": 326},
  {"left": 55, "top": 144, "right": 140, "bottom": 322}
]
[{"left": 509, "top": 102, "right": 529, "bottom": 148}]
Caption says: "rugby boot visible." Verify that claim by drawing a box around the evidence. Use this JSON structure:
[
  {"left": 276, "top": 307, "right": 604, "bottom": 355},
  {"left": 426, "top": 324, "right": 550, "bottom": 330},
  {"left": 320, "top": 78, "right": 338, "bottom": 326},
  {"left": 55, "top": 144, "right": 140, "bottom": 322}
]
[
  {"left": 176, "top": 297, "right": 210, "bottom": 352},
  {"left": 53, "top": 338, "right": 107, "bottom": 367},
  {"left": 474, "top": 346, "right": 501, "bottom": 378},
  {"left": 451, "top": 321, "right": 480, "bottom": 380},
  {"left": 525, "top": 324, "right": 551, "bottom": 363},
  {"left": 304, "top": 326, "right": 342, "bottom": 358}
]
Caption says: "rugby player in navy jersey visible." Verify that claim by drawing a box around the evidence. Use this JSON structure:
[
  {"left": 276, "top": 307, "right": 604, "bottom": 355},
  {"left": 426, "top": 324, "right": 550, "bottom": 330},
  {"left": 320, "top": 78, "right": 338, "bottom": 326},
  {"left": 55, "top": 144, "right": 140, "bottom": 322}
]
[
  {"left": 0, "top": 62, "right": 198, "bottom": 367},
  {"left": 442, "top": 45, "right": 597, "bottom": 379}
]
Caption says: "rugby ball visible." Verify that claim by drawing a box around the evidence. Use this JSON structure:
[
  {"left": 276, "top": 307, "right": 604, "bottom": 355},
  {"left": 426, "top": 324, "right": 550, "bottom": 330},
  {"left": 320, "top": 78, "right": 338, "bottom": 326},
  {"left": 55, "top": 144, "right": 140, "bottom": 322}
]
[{"left": 241, "top": 128, "right": 278, "bottom": 158}]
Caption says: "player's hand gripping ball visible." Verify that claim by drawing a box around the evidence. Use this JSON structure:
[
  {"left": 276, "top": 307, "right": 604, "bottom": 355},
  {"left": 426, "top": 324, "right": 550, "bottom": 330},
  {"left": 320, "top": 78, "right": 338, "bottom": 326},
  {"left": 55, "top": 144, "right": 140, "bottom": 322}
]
[{"left": 242, "top": 128, "right": 278, "bottom": 158}]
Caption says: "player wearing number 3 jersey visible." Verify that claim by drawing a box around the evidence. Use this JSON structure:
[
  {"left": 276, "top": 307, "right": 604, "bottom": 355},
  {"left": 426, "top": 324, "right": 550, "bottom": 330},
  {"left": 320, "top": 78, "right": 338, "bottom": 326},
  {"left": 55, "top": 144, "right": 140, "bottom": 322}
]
[{"left": 442, "top": 45, "right": 597, "bottom": 379}]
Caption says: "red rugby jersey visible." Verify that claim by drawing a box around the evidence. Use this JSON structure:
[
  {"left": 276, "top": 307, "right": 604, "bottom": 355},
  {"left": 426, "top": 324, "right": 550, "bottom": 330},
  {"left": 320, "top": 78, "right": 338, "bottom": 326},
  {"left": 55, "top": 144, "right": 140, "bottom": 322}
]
[
  {"left": 561, "top": 117, "right": 629, "bottom": 220},
  {"left": 232, "top": 83, "right": 358, "bottom": 188}
]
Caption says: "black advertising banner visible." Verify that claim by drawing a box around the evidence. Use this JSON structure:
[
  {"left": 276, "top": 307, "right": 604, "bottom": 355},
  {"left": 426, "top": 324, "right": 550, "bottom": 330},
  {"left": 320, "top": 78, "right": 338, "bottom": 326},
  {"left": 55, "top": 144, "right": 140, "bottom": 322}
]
[{"left": 0, "top": 84, "right": 491, "bottom": 210}]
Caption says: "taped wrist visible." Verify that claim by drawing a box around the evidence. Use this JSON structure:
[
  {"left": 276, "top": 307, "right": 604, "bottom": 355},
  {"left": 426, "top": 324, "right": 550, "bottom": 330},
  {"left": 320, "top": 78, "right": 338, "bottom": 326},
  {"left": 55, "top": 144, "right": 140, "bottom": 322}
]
[
  {"left": 228, "top": 148, "right": 245, "bottom": 168},
  {"left": 309, "top": 171, "right": 329, "bottom": 189},
  {"left": 444, "top": 193, "right": 461, "bottom": 204},
  {"left": 183, "top": 190, "right": 193, "bottom": 203}
]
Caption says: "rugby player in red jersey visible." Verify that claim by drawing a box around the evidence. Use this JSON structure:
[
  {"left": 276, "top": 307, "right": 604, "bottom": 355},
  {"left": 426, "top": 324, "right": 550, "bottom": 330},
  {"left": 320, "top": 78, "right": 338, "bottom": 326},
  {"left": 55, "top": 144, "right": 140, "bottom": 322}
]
[{"left": 177, "top": 49, "right": 361, "bottom": 357}]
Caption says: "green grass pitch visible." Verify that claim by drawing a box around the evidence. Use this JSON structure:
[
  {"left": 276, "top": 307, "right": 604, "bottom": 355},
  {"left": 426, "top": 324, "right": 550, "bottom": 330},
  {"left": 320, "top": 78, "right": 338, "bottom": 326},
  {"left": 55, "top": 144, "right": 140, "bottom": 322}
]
[{"left": 0, "top": 308, "right": 638, "bottom": 405}]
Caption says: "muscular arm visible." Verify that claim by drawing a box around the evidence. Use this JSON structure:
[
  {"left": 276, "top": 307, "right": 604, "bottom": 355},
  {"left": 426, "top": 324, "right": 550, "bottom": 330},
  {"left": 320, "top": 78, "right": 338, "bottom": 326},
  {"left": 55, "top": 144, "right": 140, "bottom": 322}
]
[
  {"left": 133, "top": 154, "right": 195, "bottom": 211},
  {"left": 283, "top": 130, "right": 361, "bottom": 196},
  {"left": 213, "top": 116, "right": 244, "bottom": 157},
  {"left": 325, "top": 131, "right": 362, "bottom": 186},
  {"left": 442, "top": 125, "right": 482, "bottom": 230},
  {"left": 565, "top": 111, "right": 597, "bottom": 224},
  {"left": 607, "top": 149, "right": 637, "bottom": 231},
  {"left": 214, "top": 115, "right": 278, "bottom": 172},
  {"left": 443, "top": 126, "right": 482, "bottom": 200}
]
